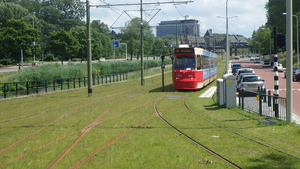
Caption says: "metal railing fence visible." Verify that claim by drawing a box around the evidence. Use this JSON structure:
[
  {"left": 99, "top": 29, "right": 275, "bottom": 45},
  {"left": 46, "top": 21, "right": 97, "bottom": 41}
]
[
  {"left": 0, "top": 73, "right": 127, "bottom": 99},
  {"left": 238, "top": 88, "right": 287, "bottom": 121}
]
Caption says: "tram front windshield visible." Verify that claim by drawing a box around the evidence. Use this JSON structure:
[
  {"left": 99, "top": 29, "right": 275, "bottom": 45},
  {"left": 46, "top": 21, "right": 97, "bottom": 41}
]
[{"left": 173, "top": 56, "right": 196, "bottom": 70}]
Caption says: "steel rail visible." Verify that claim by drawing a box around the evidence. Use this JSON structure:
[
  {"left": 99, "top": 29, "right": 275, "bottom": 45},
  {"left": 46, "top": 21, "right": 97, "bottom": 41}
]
[
  {"left": 183, "top": 96, "right": 300, "bottom": 160},
  {"left": 154, "top": 96, "right": 242, "bottom": 169}
]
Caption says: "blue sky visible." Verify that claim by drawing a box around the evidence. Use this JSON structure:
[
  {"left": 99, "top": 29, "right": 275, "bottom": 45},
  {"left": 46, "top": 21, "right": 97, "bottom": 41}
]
[{"left": 85, "top": 0, "right": 268, "bottom": 38}]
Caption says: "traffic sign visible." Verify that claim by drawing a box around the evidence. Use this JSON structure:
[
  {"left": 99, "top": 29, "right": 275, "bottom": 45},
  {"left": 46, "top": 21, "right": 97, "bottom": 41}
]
[{"left": 113, "top": 40, "right": 120, "bottom": 49}]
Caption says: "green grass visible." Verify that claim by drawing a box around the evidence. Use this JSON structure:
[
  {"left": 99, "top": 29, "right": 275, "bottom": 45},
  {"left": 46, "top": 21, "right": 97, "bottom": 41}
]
[{"left": 1, "top": 58, "right": 300, "bottom": 168}]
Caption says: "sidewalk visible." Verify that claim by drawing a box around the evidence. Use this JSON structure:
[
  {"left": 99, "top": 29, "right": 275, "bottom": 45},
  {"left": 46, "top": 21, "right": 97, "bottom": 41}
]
[{"left": 0, "top": 66, "right": 30, "bottom": 73}]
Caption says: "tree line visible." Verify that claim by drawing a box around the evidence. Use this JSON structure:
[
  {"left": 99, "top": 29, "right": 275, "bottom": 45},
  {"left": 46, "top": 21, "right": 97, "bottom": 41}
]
[
  {"left": 0, "top": 0, "right": 173, "bottom": 65},
  {"left": 251, "top": 0, "right": 300, "bottom": 55}
]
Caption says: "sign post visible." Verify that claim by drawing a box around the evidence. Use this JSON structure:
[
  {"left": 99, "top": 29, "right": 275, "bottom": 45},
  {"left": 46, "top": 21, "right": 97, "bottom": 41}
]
[
  {"left": 161, "top": 55, "right": 165, "bottom": 91},
  {"left": 113, "top": 40, "right": 120, "bottom": 49}
]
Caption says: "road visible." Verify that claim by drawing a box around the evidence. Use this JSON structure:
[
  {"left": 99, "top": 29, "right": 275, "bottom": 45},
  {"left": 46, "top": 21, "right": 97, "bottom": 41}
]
[{"left": 232, "top": 59, "right": 300, "bottom": 118}]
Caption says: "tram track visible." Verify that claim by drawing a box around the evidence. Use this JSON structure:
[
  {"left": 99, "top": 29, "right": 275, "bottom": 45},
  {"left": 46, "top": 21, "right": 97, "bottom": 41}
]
[
  {"left": 0, "top": 93, "right": 165, "bottom": 168},
  {"left": 0, "top": 79, "right": 163, "bottom": 132},
  {"left": 183, "top": 96, "right": 300, "bottom": 161},
  {"left": 153, "top": 94, "right": 300, "bottom": 168},
  {"left": 0, "top": 77, "right": 173, "bottom": 168},
  {"left": 2, "top": 80, "right": 300, "bottom": 168},
  {"left": 154, "top": 95, "right": 242, "bottom": 168},
  {"left": 0, "top": 89, "right": 149, "bottom": 154}
]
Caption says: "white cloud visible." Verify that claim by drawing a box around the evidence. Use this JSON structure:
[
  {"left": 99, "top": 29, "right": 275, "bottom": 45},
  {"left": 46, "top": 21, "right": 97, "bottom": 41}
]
[{"left": 84, "top": 0, "right": 268, "bottom": 38}]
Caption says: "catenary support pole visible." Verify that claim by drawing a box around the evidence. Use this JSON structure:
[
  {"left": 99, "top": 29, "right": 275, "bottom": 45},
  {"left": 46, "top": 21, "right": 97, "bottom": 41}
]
[
  {"left": 86, "top": 0, "right": 93, "bottom": 97},
  {"left": 140, "top": 0, "right": 144, "bottom": 86}
]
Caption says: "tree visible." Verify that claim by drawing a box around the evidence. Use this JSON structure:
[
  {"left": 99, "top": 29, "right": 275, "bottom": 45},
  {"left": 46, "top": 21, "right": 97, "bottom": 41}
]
[
  {"left": 91, "top": 20, "right": 111, "bottom": 36},
  {"left": 0, "top": 19, "right": 39, "bottom": 64},
  {"left": 48, "top": 30, "right": 80, "bottom": 63},
  {"left": 250, "top": 26, "right": 272, "bottom": 55},
  {"left": 265, "top": 0, "right": 300, "bottom": 39},
  {"left": 152, "top": 37, "right": 165, "bottom": 56},
  {"left": 38, "top": 0, "right": 85, "bottom": 30},
  {"left": 120, "top": 17, "right": 154, "bottom": 58},
  {"left": 0, "top": 3, "right": 30, "bottom": 28}
]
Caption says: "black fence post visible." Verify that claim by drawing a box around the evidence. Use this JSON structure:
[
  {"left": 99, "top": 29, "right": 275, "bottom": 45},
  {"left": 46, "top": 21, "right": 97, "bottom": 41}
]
[
  {"left": 4, "top": 84, "right": 7, "bottom": 98},
  {"left": 26, "top": 81, "right": 29, "bottom": 95},
  {"left": 241, "top": 89, "right": 244, "bottom": 110},
  {"left": 238, "top": 89, "right": 241, "bottom": 107},
  {"left": 45, "top": 80, "right": 48, "bottom": 93},
  {"left": 60, "top": 79, "right": 63, "bottom": 91},
  {"left": 73, "top": 78, "right": 76, "bottom": 88},
  {"left": 263, "top": 88, "right": 267, "bottom": 103},
  {"left": 53, "top": 80, "right": 56, "bottom": 91},
  {"left": 268, "top": 90, "right": 272, "bottom": 107},
  {"left": 259, "top": 87, "right": 262, "bottom": 116},
  {"left": 15, "top": 83, "right": 18, "bottom": 96},
  {"left": 36, "top": 81, "right": 38, "bottom": 94}
]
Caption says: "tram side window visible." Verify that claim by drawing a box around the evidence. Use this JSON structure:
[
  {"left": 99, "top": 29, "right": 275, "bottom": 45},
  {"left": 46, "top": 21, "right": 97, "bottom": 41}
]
[
  {"left": 214, "top": 58, "right": 217, "bottom": 67},
  {"left": 202, "top": 55, "right": 209, "bottom": 69},
  {"left": 197, "top": 55, "right": 202, "bottom": 70}
]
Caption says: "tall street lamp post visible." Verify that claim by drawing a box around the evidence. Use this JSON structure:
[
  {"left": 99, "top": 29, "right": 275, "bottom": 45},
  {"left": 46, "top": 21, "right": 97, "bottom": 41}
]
[
  {"left": 226, "top": 0, "right": 229, "bottom": 74},
  {"left": 217, "top": 0, "right": 237, "bottom": 74},
  {"left": 285, "top": 0, "right": 293, "bottom": 123},
  {"left": 283, "top": 12, "right": 299, "bottom": 68}
]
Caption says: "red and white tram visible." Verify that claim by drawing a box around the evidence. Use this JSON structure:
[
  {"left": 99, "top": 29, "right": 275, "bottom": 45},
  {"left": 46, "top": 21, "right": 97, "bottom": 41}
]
[{"left": 172, "top": 45, "right": 217, "bottom": 90}]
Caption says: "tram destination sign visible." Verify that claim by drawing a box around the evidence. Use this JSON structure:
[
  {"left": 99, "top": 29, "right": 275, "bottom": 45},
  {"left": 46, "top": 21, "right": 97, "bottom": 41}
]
[{"left": 175, "top": 48, "right": 194, "bottom": 53}]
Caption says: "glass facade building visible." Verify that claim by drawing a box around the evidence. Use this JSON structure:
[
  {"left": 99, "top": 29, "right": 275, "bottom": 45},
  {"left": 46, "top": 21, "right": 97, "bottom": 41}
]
[{"left": 156, "top": 19, "right": 200, "bottom": 37}]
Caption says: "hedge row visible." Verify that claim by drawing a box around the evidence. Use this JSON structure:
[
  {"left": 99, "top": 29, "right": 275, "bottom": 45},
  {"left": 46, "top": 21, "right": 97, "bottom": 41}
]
[{"left": 7, "top": 58, "right": 172, "bottom": 82}]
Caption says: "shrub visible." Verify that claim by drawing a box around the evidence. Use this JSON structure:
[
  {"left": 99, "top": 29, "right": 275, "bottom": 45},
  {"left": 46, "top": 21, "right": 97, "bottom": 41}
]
[
  {"left": 72, "top": 58, "right": 81, "bottom": 62},
  {"left": 0, "top": 58, "right": 14, "bottom": 65},
  {"left": 5, "top": 58, "right": 172, "bottom": 82}
]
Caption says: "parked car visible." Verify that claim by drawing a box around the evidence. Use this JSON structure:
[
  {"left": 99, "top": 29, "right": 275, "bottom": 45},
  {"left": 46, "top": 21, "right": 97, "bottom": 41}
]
[
  {"left": 235, "top": 68, "right": 255, "bottom": 79},
  {"left": 284, "top": 67, "right": 299, "bottom": 78},
  {"left": 237, "top": 75, "right": 265, "bottom": 92},
  {"left": 250, "top": 56, "right": 255, "bottom": 61},
  {"left": 234, "top": 56, "right": 240, "bottom": 60},
  {"left": 236, "top": 72, "right": 256, "bottom": 87},
  {"left": 273, "top": 63, "right": 284, "bottom": 72},
  {"left": 254, "top": 58, "right": 260, "bottom": 63},
  {"left": 231, "top": 63, "right": 242, "bottom": 75},
  {"left": 293, "top": 68, "right": 300, "bottom": 81},
  {"left": 262, "top": 61, "right": 271, "bottom": 67}
]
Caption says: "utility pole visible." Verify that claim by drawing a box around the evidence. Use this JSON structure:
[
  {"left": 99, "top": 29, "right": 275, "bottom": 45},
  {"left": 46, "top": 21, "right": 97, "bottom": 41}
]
[
  {"left": 286, "top": 0, "right": 293, "bottom": 123},
  {"left": 86, "top": 0, "right": 92, "bottom": 97},
  {"left": 140, "top": 0, "right": 144, "bottom": 85}
]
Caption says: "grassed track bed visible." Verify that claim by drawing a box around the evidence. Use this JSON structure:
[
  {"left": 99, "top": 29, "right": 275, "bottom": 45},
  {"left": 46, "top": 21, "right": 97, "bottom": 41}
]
[{"left": 1, "top": 71, "right": 300, "bottom": 168}]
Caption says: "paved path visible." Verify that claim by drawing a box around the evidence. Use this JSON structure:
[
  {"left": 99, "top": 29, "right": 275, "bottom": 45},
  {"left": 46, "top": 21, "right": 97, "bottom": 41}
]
[{"left": 0, "top": 65, "right": 33, "bottom": 73}]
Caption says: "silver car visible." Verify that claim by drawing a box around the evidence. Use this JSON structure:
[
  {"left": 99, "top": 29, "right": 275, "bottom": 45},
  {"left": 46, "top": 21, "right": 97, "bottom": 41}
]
[
  {"left": 236, "top": 72, "right": 256, "bottom": 87},
  {"left": 237, "top": 75, "right": 265, "bottom": 92},
  {"left": 235, "top": 68, "right": 255, "bottom": 80}
]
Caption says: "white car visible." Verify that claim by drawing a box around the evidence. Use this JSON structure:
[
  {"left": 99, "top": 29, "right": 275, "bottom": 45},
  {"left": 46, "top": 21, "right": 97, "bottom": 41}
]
[
  {"left": 273, "top": 64, "right": 284, "bottom": 72},
  {"left": 99, "top": 58, "right": 106, "bottom": 62}
]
